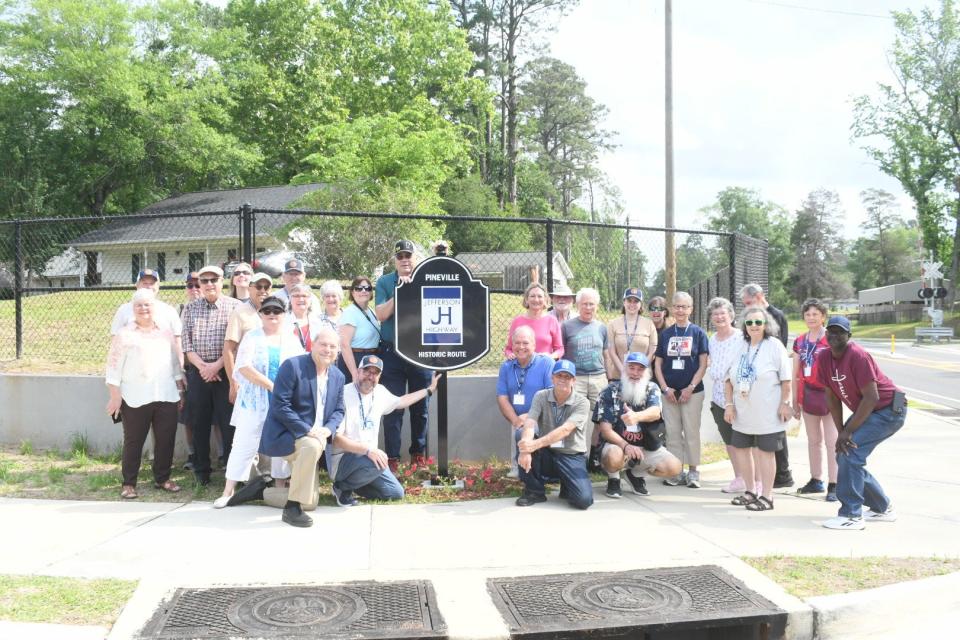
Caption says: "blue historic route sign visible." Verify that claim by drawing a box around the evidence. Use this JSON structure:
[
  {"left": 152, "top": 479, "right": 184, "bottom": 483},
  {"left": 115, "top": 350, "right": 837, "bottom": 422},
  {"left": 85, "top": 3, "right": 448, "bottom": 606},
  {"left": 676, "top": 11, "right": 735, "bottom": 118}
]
[{"left": 394, "top": 256, "right": 490, "bottom": 371}]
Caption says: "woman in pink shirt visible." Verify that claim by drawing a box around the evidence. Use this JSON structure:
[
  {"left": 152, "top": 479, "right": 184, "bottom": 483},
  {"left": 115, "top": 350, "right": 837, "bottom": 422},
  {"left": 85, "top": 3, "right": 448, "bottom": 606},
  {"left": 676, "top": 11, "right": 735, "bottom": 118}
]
[{"left": 504, "top": 282, "right": 564, "bottom": 360}]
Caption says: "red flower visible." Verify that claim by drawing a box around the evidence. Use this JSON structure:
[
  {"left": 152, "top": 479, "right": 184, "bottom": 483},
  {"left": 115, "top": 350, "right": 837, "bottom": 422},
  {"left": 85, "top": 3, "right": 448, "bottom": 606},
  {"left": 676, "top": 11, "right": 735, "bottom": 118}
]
[
  {"left": 404, "top": 469, "right": 412, "bottom": 477},
  {"left": 481, "top": 468, "right": 493, "bottom": 482},
  {"left": 410, "top": 463, "right": 418, "bottom": 472},
  {"left": 466, "top": 477, "right": 475, "bottom": 487},
  {"left": 427, "top": 456, "right": 436, "bottom": 465}
]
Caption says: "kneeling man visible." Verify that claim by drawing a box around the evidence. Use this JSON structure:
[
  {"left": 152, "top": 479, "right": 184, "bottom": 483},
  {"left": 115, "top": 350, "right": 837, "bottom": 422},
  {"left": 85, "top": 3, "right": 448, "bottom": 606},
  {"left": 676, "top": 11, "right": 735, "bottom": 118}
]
[
  {"left": 596, "top": 352, "right": 681, "bottom": 497},
  {"left": 260, "top": 327, "right": 345, "bottom": 527},
  {"left": 329, "top": 355, "right": 439, "bottom": 506},
  {"left": 516, "top": 359, "right": 593, "bottom": 510}
]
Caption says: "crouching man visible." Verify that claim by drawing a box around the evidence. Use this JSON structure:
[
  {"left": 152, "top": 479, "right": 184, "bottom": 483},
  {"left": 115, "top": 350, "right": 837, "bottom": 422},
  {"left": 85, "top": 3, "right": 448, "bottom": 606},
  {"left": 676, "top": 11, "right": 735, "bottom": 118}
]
[
  {"left": 328, "top": 355, "right": 440, "bottom": 506},
  {"left": 596, "top": 352, "right": 681, "bottom": 498},
  {"left": 516, "top": 359, "right": 594, "bottom": 510}
]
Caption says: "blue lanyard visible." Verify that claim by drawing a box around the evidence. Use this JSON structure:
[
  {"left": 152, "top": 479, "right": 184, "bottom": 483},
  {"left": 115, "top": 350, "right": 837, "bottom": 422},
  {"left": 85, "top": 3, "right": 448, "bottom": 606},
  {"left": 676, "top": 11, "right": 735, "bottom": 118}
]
[
  {"left": 801, "top": 331, "right": 822, "bottom": 366},
  {"left": 624, "top": 315, "right": 640, "bottom": 353},
  {"left": 356, "top": 384, "right": 374, "bottom": 430},
  {"left": 738, "top": 342, "right": 763, "bottom": 382},
  {"left": 552, "top": 401, "right": 566, "bottom": 428},
  {"left": 672, "top": 324, "right": 690, "bottom": 359},
  {"left": 513, "top": 359, "right": 531, "bottom": 390}
]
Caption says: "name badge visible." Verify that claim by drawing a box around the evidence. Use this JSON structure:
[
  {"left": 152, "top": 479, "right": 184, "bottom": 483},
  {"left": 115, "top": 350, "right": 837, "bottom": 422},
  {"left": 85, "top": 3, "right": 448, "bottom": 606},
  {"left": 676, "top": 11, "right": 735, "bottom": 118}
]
[
  {"left": 672, "top": 359, "right": 684, "bottom": 370},
  {"left": 626, "top": 424, "right": 639, "bottom": 433},
  {"left": 513, "top": 393, "right": 525, "bottom": 406},
  {"left": 803, "top": 365, "right": 812, "bottom": 377}
]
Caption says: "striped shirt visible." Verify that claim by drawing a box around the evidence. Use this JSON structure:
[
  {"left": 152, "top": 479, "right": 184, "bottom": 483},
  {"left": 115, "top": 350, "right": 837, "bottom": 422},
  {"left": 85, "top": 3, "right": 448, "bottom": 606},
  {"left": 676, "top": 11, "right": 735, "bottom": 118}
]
[{"left": 181, "top": 295, "right": 242, "bottom": 363}]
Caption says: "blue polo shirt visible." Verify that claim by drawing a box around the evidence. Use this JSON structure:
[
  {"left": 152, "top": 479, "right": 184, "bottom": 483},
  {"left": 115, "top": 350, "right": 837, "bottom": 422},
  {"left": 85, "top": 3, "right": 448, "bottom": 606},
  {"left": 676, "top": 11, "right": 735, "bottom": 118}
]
[
  {"left": 496, "top": 354, "right": 554, "bottom": 415},
  {"left": 375, "top": 271, "right": 400, "bottom": 344}
]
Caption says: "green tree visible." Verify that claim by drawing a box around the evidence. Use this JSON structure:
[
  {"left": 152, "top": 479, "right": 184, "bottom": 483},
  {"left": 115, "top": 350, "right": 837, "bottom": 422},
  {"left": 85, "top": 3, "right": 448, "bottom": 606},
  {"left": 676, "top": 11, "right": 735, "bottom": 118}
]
[
  {"left": 700, "top": 187, "right": 794, "bottom": 306},
  {"left": 440, "top": 174, "right": 533, "bottom": 252},
  {"left": 789, "top": 189, "right": 852, "bottom": 302},
  {"left": 851, "top": 0, "right": 960, "bottom": 305}
]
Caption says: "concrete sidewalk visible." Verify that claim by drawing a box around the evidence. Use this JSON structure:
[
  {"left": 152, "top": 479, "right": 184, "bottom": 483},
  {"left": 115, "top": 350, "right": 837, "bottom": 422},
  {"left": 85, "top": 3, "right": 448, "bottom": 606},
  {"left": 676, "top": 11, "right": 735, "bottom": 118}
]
[{"left": 2, "top": 407, "right": 959, "bottom": 639}]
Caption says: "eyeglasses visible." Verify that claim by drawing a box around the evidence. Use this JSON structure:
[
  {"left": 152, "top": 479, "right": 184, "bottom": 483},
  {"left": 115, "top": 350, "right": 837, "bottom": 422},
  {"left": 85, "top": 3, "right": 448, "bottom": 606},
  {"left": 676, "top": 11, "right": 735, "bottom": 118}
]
[
  {"left": 186, "top": 283, "right": 199, "bottom": 289},
  {"left": 259, "top": 308, "right": 284, "bottom": 316},
  {"left": 233, "top": 270, "right": 252, "bottom": 276},
  {"left": 744, "top": 319, "right": 765, "bottom": 327},
  {"left": 648, "top": 306, "right": 665, "bottom": 312},
  {"left": 395, "top": 252, "right": 413, "bottom": 259},
  {"left": 252, "top": 283, "right": 272, "bottom": 291},
  {"left": 354, "top": 285, "right": 373, "bottom": 292},
  {"left": 198, "top": 277, "right": 219, "bottom": 285}
]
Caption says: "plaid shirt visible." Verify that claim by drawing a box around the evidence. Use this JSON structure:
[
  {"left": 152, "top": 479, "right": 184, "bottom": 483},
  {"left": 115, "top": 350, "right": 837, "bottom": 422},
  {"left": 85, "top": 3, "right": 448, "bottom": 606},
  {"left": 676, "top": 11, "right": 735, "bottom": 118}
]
[{"left": 181, "top": 295, "right": 242, "bottom": 363}]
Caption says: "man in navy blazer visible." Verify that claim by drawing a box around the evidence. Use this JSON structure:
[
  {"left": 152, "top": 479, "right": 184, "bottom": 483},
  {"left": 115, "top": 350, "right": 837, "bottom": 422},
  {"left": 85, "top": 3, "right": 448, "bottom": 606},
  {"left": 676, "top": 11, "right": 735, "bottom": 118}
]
[{"left": 260, "top": 327, "right": 345, "bottom": 527}]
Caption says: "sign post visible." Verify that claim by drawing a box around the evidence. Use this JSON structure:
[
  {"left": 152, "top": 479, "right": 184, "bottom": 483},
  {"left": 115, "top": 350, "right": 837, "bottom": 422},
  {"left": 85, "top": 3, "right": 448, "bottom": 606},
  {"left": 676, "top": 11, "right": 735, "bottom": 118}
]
[{"left": 393, "top": 256, "right": 490, "bottom": 477}]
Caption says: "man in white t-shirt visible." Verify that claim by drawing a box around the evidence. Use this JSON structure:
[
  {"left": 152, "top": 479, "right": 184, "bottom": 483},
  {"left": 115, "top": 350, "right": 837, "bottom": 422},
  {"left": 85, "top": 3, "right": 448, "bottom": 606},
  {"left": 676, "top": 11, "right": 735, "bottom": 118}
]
[{"left": 329, "top": 355, "right": 439, "bottom": 506}]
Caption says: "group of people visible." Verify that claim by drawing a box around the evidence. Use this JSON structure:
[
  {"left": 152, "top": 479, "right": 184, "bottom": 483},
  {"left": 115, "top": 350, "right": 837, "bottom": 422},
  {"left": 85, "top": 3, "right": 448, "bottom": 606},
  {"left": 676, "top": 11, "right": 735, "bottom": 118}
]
[
  {"left": 104, "top": 241, "right": 437, "bottom": 527},
  {"left": 497, "top": 282, "right": 905, "bottom": 530},
  {"left": 104, "top": 246, "right": 906, "bottom": 531}
]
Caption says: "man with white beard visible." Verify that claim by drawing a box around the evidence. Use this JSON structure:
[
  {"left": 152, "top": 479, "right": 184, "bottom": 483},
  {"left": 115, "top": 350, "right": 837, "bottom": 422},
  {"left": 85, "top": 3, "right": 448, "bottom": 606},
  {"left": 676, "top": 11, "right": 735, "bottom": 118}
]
[{"left": 595, "top": 352, "right": 682, "bottom": 497}]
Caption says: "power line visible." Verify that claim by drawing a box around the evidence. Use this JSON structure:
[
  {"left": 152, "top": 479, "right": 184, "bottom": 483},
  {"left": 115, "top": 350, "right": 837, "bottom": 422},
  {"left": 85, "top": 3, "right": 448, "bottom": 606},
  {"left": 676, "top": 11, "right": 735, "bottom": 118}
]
[{"left": 741, "top": 0, "right": 893, "bottom": 20}]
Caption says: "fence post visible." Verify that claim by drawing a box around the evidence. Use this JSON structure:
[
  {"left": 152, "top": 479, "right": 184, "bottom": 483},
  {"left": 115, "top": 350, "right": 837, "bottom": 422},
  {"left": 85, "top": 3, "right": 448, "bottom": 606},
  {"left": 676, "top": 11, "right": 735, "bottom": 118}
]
[
  {"left": 728, "top": 233, "right": 738, "bottom": 307},
  {"left": 14, "top": 220, "right": 23, "bottom": 359},
  {"left": 545, "top": 219, "right": 554, "bottom": 291},
  {"left": 240, "top": 203, "right": 254, "bottom": 263}
]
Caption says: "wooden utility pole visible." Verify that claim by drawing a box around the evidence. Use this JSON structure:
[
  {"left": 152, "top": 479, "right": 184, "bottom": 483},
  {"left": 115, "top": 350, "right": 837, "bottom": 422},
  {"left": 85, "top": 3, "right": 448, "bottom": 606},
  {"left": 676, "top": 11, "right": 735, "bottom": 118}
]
[{"left": 664, "top": 0, "right": 676, "bottom": 301}]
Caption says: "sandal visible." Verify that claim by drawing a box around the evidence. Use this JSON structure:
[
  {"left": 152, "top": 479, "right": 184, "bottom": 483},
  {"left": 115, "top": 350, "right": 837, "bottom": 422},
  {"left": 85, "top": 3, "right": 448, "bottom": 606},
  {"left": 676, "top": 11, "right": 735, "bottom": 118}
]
[
  {"left": 745, "top": 496, "right": 774, "bottom": 511},
  {"left": 155, "top": 480, "right": 181, "bottom": 493},
  {"left": 120, "top": 486, "right": 138, "bottom": 499},
  {"left": 730, "top": 491, "right": 757, "bottom": 506}
]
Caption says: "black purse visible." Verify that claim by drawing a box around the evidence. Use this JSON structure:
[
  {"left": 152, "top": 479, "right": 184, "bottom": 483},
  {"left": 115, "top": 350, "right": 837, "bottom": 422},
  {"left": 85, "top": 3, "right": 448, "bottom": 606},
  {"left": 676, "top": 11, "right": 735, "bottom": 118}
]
[{"left": 356, "top": 303, "right": 389, "bottom": 354}]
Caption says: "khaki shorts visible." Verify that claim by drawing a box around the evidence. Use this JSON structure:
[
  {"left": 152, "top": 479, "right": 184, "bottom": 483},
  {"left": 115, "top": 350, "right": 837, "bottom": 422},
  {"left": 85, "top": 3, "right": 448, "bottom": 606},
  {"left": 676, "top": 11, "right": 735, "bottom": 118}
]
[{"left": 602, "top": 443, "right": 678, "bottom": 475}]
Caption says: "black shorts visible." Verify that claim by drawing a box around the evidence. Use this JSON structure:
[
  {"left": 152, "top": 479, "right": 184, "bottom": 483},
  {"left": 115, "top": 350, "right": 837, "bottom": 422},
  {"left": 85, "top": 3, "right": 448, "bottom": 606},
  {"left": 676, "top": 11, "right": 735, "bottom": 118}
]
[
  {"left": 730, "top": 429, "right": 785, "bottom": 453},
  {"left": 709, "top": 402, "right": 733, "bottom": 446}
]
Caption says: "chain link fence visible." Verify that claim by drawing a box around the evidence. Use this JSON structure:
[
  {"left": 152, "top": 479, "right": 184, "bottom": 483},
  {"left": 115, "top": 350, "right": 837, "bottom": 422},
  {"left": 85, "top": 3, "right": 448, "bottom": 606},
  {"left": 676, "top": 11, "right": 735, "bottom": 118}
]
[{"left": 0, "top": 205, "right": 767, "bottom": 374}]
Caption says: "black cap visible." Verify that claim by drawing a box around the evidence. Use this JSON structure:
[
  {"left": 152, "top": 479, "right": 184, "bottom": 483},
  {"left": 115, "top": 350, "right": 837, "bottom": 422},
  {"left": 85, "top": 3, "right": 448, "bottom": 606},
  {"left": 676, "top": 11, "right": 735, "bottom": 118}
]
[{"left": 395, "top": 239, "right": 415, "bottom": 255}]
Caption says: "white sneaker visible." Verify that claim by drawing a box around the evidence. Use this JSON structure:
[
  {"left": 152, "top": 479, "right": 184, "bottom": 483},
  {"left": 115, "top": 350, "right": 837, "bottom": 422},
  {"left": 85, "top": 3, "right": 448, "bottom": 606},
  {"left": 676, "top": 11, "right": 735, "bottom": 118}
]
[
  {"left": 822, "top": 516, "right": 865, "bottom": 530},
  {"left": 863, "top": 506, "right": 897, "bottom": 522},
  {"left": 685, "top": 470, "right": 700, "bottom": 489},
  {"left": 213, "top": 495, "right": 231, "bottom": 509}
]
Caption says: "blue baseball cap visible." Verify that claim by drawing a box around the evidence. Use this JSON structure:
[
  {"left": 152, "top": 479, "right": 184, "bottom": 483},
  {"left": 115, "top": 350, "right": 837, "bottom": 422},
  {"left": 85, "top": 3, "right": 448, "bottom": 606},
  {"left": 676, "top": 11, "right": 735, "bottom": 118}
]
[
  {"left": 552, "top": 359, "right": 577, "bottom": 377},
  {"left": 358, "top": 354, "right": 384, "bottom": 371},
  {"left": 137, "top": 268, "right": 159, "bottom": 282},
  {"left": 623, "top": 287, "right": 643, "bottom": 301},
  {"left": 624, "top": 352, "right": 650, "bottom": 368},
  {"left": 826, "top": 316, "right": 851, "bottom": 333}
]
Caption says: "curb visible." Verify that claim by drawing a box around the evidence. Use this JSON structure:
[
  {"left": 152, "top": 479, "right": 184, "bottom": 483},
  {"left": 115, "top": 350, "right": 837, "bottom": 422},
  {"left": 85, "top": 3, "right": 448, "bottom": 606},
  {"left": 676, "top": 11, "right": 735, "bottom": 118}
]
[{"left": 807, "top": 569, "right": 960, "bottom": 639}]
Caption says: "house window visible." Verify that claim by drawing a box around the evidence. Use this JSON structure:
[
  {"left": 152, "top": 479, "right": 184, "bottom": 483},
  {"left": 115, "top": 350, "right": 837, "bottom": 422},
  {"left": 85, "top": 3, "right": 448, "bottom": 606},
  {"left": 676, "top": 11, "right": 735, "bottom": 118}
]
[
  {"left": 131, "top": 254, "right": 142, "bottom": 283},
  {"left": 156, "top": 253, "right": 166, "bottom": 281},
  {"left": 188, "top": 252, "right": 204, "bottom": 273},
  {"left": 84, "top": 252, "right": 100, "bottom": 286}
]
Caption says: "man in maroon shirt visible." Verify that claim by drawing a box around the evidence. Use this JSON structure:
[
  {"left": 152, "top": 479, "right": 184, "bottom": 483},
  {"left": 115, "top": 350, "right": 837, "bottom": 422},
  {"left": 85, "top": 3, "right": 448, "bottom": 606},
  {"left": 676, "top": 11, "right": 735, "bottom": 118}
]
[{"left": 816, "top": 316, "right": 906, "bottom": 530}]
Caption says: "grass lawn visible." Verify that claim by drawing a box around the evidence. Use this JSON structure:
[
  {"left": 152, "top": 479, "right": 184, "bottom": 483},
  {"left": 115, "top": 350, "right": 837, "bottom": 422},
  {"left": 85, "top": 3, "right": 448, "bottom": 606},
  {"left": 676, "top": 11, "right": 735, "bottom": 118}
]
[
  {"left": 0, "top": 574, "right": 136, "bottom": 627},
  {"left": 745, "top": 556, "right": 960, "bottom": 598}
]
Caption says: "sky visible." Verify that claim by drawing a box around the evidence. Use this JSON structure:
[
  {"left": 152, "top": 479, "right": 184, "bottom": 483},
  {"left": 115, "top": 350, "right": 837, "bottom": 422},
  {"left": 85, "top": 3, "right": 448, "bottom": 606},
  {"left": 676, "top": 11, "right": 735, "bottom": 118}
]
[{"left": 548, "top": 0, "right": 937, "bottom": 237}]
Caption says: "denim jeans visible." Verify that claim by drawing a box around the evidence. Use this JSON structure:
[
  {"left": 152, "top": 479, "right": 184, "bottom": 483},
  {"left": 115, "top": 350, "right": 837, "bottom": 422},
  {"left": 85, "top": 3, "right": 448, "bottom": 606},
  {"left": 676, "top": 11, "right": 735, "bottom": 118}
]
[
  {"left": 836, "top": 405, "right": 906, "bottom": 518},
  {"left": 519, "top": 448, "right": 593, "bottom": 510},
  {"left": 334, "top": 452, "right": 405, "bottom": 501}
]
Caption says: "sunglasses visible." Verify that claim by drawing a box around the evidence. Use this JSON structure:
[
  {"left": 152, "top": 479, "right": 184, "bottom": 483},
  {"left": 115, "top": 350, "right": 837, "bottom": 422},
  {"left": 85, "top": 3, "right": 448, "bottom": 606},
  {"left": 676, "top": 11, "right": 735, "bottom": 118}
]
[
  {"left": 252, "top": 283, "right": 272, "bottom": 291},
  {"left": 395, "top": 252, "right": 413, "bottom": 259},
  {"left": 198, "top": 277, "right": 220, "bottom": 285},
  {"left": 354, "top": 285, "right": 373, "bottom": 292},
  {"left": 259, "top": 308, "right": 284, "bottom": 316},
  {"left": 649, "top": 306, "right": 665, "bottom": 312},
  {"left": 744, "top": 319, "right": 765, "bottom": 327},
  {"left": 186, "top": 283, "right": 199, "bottom": 289},
  {"left": 233, "top": 270, "right": 252, "bottom": 276}
]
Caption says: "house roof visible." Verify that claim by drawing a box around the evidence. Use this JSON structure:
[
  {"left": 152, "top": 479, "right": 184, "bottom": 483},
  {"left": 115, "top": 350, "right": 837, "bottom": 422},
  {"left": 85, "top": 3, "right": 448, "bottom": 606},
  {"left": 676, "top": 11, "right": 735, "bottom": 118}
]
[
  {"left": 71, "top": 184, "right": 323, "bottom": 248},
  {"left": 455, "top": 251, "right": 574, "bottom": 279}
]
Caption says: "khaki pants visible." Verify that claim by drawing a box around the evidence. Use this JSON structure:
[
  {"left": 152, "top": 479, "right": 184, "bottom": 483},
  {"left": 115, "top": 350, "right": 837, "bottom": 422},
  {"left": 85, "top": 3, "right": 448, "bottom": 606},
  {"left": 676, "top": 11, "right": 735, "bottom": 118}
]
[
  {"left": 661, "top": 391, "right": 704, "bottom": 466},
  {"left": 276, "top": 436, "right": 324, "bottom": 508},
  {"left": 575, "top": 372, "right": 606, "bottom": 445}
]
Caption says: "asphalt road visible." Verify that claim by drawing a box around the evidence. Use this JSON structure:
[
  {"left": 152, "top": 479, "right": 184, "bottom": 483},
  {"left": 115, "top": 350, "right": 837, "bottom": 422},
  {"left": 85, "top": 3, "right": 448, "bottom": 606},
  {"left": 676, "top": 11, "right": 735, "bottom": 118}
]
[{"left": 858, "top": 340, "right": 960, "bottom": 413}]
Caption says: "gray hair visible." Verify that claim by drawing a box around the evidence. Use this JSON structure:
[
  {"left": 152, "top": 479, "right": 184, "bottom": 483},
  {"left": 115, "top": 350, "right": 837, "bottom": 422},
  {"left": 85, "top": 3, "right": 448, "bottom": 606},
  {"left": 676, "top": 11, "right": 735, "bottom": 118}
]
[
  {"left": 319, "top": 279, "right": 344, "bottom": 301},
  {"left": 131, "top": 288, "right": 156, "bottom": 304},
  {"left": 512, "top": 325, "right": 536, "bottom": 344},
  {"left": 575, "top": 287, "right": 600, "bottom": 304},
  {"left": 739, "top": 305, "right": 778, "bottom": 341},
  {"left": 672, "top": 291, "right": 693, "bottom": 306},
  {"left": 739, "top": 283, "right": 764, "bottom": 299},
  {"left": 707, "top": 296, "right": 735, "bottom": 324}
]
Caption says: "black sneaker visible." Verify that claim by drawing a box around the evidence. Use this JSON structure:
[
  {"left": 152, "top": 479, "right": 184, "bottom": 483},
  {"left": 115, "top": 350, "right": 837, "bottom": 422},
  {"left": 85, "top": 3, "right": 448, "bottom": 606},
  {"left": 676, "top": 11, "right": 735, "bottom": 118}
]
[
  {"left": 282, "top": 504, "right": 313, "bottom": 528},
  {"left": 625, "top": 473, "right": 649, "bottom": 495},
  {"left": 605, "top": 477, "right": 622, "bottom": 498},
  {"left": 797, "top": 478, "right": 825, "bottom": 494},
  {"left": 773, "top": 473, "right": 795, "bottom": 489},
  {"left": 515, "top": 492, "right": 547, "bottom": 507},
  {"left": 195, "top": 472, "right": 210, "bottom": 487}
]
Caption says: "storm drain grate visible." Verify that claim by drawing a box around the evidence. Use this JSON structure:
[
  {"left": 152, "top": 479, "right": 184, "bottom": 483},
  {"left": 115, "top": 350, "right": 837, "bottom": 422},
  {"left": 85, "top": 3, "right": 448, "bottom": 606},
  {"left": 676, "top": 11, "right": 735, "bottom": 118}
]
[
  {"left": 488, "top": 565, "right": 785, "bottom": 639},
  {"left": 138, "top": 580, "right": 445, "bottom": 639}
]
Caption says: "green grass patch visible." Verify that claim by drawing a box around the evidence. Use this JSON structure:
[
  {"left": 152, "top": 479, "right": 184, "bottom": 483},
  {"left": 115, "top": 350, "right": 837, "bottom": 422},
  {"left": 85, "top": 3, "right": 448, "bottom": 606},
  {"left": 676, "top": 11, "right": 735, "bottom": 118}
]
[
  {"left": 700, "top": 442, "right": 727, "bottom": 466},
  {"left": 18, "top": 440, "right": 33, "bottom": 456},
  {"left": 0, "top": 574, "right": 136, "bottom": 626},
  {"left": 745, "top": 556, "right": 960, "bottom": 598}
]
